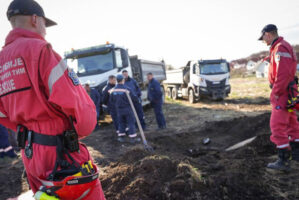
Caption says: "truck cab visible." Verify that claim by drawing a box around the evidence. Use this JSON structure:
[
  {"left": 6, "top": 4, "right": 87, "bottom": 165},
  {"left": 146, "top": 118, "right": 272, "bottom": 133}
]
[
  {"left": 64, "top": 43, "right": 132, "bottom": 92},
  {"left": 195, "top": 59, "right": 231, "bottom": 100},
  {"left": 164, "top": 59, "right": 230, "bottom": 103},
  {"left": 64, "top": 43, "right": 166, "bottom": 105}
]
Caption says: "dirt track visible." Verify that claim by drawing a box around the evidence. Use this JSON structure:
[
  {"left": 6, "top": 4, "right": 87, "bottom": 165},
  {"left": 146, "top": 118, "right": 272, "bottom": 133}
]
[{"left": 2, "top": 78, "right": 299, "bottom": 200}]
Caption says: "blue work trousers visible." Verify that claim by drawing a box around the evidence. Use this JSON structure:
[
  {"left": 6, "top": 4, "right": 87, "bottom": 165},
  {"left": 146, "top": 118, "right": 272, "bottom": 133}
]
[
  {"left": 151, "top": 101, "right": 166, "bottom": 128},
  {"left": 118, "top": 109, "right": 136, "bottom": 137},
  {"left": 110, "top": 109, "right": 119, "bottom": 133}
]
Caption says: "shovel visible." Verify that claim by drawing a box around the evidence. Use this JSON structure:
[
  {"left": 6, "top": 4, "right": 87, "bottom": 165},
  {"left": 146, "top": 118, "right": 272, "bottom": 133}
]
[{"left": 125, "top": 91, "right": 154, "bottom": 152}]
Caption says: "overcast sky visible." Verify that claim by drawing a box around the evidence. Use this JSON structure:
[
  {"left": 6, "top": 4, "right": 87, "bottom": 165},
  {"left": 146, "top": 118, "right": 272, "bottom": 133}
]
[{"left": 1, "top": 0, "right": 299, "bottom": 67}]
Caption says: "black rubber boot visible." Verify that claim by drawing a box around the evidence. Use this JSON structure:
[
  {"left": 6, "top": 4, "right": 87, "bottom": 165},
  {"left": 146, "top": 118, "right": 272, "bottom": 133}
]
[
  {"left": 290, "top": 142, "right": 299, "bottom": 161},
  {"left": 267, "top": 148, "right": 291, "bottom": 171}
]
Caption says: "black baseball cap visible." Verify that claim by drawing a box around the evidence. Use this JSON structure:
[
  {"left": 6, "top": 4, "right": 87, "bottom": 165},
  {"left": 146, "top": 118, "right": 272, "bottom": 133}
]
[
  {"left": 258, "top": 24, "right": 277, "bottom": 40},
  {"left": 7, "top": 0, "right": 57, "bottom": 27}
]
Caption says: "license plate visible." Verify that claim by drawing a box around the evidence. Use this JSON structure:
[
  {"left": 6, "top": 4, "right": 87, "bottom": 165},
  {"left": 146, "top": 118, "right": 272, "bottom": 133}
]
[{"left": 213, "top": 81, "right": 220, "bottom": 84}]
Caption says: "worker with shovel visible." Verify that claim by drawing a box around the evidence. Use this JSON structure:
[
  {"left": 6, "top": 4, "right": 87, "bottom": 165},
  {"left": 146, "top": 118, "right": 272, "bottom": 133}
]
[
  {"left": 259, "top": 24, "right": 299, "bottom": 171},
  {"left": 110, "top": 75, "right": 141, "bottom": 143}
]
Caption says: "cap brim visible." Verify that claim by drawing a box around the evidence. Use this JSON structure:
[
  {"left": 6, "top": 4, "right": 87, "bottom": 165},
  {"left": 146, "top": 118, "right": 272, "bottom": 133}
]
[
  {"left": 45, "top": 17, "right": 57, "bottom": 27},
  {"left": 258, "top": 32, "right": 264, "bottom": 41},
  {"left": 258, "top": 35, "right": 263, "bottom": 40}
]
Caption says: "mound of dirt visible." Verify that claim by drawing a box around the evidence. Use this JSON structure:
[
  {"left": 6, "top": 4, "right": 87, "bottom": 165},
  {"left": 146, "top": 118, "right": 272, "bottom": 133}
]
[{"left": 101, "top": 148, "right": 206, "bottom": 200}]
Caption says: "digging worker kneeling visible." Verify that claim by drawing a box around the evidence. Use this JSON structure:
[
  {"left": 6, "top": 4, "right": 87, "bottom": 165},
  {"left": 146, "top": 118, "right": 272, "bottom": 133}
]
[
  {"left": 110, "top": 75, "right": 141, "bottom": 143},
  {"left": 259, "top": 24, "right": 299, "bottom": 171},
  {"left": 0, "top": 0, "right": 106, "bottom": 199}
]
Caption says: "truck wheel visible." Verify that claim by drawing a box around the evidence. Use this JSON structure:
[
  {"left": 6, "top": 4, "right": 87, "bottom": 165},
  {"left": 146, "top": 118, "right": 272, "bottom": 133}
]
[
  {"left": 172, "top": 87, "right": 178, "bottom": 100},
  {"left": 188, "top": 89, "right": 195, "bottom": 104},
  {"left": 166, "top": 87, "right": 172, "bottom": 99}
]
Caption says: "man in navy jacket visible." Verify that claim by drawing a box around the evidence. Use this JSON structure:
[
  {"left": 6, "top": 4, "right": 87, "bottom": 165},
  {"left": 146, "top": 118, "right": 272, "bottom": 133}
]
[
  {"left": 102, "top": 75, "right": 119, "bottom": 134},
  {"left": 147, "top": 73, "right": 166, "bottom": 129}
]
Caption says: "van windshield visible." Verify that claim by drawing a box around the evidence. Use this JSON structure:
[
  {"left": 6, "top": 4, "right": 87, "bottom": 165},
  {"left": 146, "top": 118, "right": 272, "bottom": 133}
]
[
  {"left": 199, "top": 63, "right": 229, "bottom": 75},
  {"left": 66, "top": 51, "right": 114, "bottom": 77}
]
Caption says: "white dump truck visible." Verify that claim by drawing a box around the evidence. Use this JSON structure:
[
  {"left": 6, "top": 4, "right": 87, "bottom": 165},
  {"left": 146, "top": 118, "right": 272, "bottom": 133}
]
[
  {"left": 64, "top": 43, "right": 166, "bottom": 105},
  {"left": 163, "top": 59, "right": 231, "bottom": 103}
]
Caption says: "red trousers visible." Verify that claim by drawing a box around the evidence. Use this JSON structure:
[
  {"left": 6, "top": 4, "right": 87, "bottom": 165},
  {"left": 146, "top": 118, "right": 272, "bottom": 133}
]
[{"left": 270, "top": 94, "right": 299, "bottom": 148}]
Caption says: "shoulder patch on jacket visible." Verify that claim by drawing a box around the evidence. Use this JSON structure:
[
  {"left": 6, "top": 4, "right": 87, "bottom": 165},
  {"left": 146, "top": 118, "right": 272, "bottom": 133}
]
[{"left": 68, "top": 68, "right": 80, "bottom": 86}]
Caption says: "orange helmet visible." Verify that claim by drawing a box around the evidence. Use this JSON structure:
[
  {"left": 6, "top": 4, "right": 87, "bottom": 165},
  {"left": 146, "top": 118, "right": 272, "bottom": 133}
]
[{"left": 38, "top": 163, "right": 99, "bottom": 200}]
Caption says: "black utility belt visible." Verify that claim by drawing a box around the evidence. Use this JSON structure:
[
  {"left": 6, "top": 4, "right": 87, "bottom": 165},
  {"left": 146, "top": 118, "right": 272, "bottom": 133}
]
[
  {"left": 17, "top": 125, "right": 79, "bottom": 159},
  {"left": 17, "top": 130, "right": 62, "bottom": 149}
]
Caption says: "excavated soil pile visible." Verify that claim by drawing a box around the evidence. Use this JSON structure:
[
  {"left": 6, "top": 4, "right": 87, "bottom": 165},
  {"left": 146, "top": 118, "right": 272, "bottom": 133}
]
[{"left": 101, "top": 148, "right": 206, "bottom": 200}]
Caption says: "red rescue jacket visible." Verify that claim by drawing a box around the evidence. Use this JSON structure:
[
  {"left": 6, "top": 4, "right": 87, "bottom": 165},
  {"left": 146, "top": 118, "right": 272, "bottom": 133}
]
[
  {"left": 268, "top": 37, "right": 298, "bottom": 98},
  {"left": 0, "top": 28, "right": 97, "bottom": 192}
]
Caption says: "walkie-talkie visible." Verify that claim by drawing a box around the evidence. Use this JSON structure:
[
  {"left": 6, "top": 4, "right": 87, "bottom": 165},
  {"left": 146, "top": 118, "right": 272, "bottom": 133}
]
[{"left": 64, "top": 116, "right": 79, "bottom": 153}]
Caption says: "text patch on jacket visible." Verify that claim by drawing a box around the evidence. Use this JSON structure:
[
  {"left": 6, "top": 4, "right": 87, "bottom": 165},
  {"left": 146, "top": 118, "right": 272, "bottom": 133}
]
[{"left": 0, "top": 57, "right": 31, "bottom": 97}]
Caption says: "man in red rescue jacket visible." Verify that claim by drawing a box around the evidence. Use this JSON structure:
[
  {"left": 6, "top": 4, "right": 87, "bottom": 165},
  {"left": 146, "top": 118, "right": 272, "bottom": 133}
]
[
  {"left": 259, "top": 24, "right": 299, "bottom": 171},
  {"left": 0, "top": 0, "right": 106, "bottom": 199}
]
